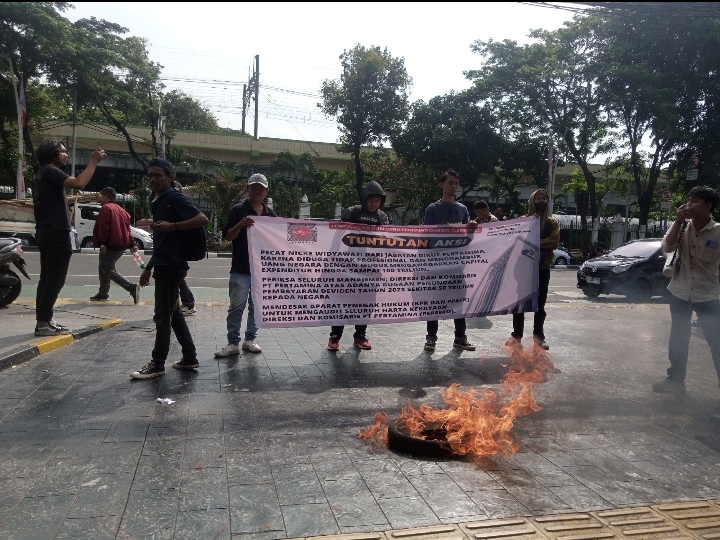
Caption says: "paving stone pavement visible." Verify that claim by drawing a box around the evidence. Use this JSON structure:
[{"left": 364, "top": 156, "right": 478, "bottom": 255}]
[{"left": 1, "top": 300, "right": 720, "bottom": 539}]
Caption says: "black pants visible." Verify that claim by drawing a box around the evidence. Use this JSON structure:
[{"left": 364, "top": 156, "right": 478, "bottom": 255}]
[
  {"left": 35, "top": 229, "right": 72, "bottom": 322},
  {"left": 426, "top": 319, "right": 467, "bottom": 342},
  {"left": 512, "top": 268, "right": 551, "bottom": 340},
  {"left": 151, "top": 266, "right": 197, "bottom": 366},
  {"left": 667, "top": 295, "right": 720, "bottom": 383},
  {"left": 179, "top": 279, "right": 194, "bottom": 308},
  {"left": 330, "top": 325, "right": 367, "bottom": 340}
]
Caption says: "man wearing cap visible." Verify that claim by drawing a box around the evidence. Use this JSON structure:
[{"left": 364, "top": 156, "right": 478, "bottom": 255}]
[
  {"left": 131, "top": 158, "right": 209, "bottom": 380},
  {"left": 215, "top": 173, "right": 277, "bottom": 357}
]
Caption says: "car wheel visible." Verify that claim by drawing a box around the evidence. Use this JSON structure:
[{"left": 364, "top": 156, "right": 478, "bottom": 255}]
[
  {"left": 133, "top": 238, "right": 144, "bottom": 250},
  {"left": 81, "top": 238, "right": 94, "bottom": 249},
  {"left": 555, "top": 256, "right": 569, "bottom": 265},
  {"left": 583, "top": 287, "right": 601, "bottom": 298}
]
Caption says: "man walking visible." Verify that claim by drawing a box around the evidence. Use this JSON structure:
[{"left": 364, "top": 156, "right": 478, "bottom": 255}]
[
  {"left": 653, "top": 186, "right": 720, "bottom": 393},
  {"left": 90, "top": 187, "right": 140, "bottom": 303},
  {"left": 215, "top": 174, "right": 277, "bottom": 358},
  {"left": 33, "top": 138, "right": 105, "bottom": 336},
  {"left": 423, "top": 169, "right": 476, "bottom": 352},
  {"left": 131, "top": 158, "right": 208, "bottom": 380}
]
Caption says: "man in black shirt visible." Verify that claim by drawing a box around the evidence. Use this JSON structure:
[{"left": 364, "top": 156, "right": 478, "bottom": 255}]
[
  {"left": 131, "top": 158, "right": 209, "bottom": 380},
  {"left": 215, "top": 174, "right": 277, "bottom": 357},
  {"left": 33, "top": 138, "right": 105, "bottom": 336}
]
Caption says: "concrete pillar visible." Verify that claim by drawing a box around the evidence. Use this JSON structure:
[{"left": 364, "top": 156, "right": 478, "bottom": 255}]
[
  {"left": 610, "top": 215, "right": 625, "bottom": 248},
  {"left": 638, "top": 224, "right": 646, "bottom": 239},
  {"left": 299, "top": 194, "right": 311, "bottom": 219},
  {"left": 266, "top": 197, "right": 274, "bottom": 212},
  {"left": 591, "top": 218, "right": 599, "bottom": 242},
  {"left": 334, "top": 202, "right": 342, "bottom": 220}
]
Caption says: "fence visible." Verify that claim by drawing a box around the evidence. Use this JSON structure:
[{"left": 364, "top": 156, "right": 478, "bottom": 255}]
[{"left": 558, "top": 218, "right": 666, "bottom": 251}]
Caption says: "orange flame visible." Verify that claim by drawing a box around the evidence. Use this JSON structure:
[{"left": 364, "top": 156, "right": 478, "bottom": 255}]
[{"left": 358, "top": 341, "right": 554, "bottom": 458}]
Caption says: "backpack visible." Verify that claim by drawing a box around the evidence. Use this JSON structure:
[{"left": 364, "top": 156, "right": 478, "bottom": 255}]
[{"left": 168, "top": 191, "right": 207, "bottom": 261}]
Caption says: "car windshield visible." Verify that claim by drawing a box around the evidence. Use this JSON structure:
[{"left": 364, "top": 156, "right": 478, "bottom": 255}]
[{"left": 609, "top": 241, "right": 661, "bottom": 258}]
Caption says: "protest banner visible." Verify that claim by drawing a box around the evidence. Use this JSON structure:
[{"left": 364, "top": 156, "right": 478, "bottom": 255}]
[{"left": 248, "top": 216, "right": 540, "bottom": 328}]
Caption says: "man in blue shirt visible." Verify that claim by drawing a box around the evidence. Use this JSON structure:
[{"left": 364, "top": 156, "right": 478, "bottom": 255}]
[
  {"left": 423, "top": 169, "right": 476, "bottom": 353},
  {"left": 215, "top": 174, "right": 277, "bottom": 357},
  {"left": 131, "top": 158, "right": 209, "bottom": 380}
]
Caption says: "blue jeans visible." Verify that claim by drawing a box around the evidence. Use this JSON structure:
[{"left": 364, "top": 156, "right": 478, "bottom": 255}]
[{"left": 227, "top": 272, "right": 257, "bottom": 344}]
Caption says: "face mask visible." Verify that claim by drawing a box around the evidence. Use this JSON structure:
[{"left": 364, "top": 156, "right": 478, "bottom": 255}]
[{"left": 534, "top": 202, "right": 548, "bottom": 213}]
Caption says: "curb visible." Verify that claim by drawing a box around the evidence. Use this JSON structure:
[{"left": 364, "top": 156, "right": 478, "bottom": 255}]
[{"left": 0, "top": 318, "right": 123, "bottom": 372}]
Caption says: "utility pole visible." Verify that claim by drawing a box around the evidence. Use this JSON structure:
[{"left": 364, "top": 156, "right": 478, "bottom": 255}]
[
  {"left": 241, "top": 83, "right": 247, "bottom": 134},
  {"left": 253, "top": 55, "right": 260, "bottom": 140},
  {"left": 547, "top": 140, "right": 555, "bottom": 215}
]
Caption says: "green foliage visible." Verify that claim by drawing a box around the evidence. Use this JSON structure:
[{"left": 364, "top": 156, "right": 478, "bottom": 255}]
[
  {"left": 268, "top": 150, "right": 319, "bottom": 218},
  {"left": 192, "top": 169, "right": 246, "bottom": 230},
  {"left": 162, "top": 90, "right": 219, "bottom": 132},
  {"left": 393, "top": 93, "right": 500, "bottom": 198},
  {"left": 321, "top": 44, "right": 411, "bottom": 198},
  {"left": 360, "top": 150, "right": 438, "bottom": 224},
  {"left": 467, "top": 24, "right": 610, "bottom": 220},
  {"left": 310, "top": 169, "right": 357, "bottom": 220}
]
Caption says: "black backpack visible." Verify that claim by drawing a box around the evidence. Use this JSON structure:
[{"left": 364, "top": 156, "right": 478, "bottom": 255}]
[{"left": 168, "top": 191, "right": 207, "bottom": 261}]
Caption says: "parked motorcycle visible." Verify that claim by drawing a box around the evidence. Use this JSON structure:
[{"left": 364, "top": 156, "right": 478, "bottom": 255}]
[{"left": 0, "top": 237, "right": 30, "bottom": 307}]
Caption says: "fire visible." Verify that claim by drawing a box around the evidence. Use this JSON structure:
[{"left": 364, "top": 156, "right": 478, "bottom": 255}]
[{"left": 358, "top": 341, "right": 554, "bottom": 458}]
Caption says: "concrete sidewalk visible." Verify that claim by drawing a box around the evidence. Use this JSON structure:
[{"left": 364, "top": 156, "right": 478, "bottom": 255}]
[{"left": 1, "top": 298, "right": 720, "bottom": 539}]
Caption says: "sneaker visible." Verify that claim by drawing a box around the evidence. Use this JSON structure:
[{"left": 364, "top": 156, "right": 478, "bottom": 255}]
[
  {"left": 180, "top": 305, "right": 196, "bottom": 316},
  {"left": 453, "top": 339, "right": 476, "bottom": 351},
  {"left": 130, "top": 283, "right": 140, "bottom": 305},
  {"left": 505, "top": 336, "right": 522, "bottom": 348},
  {"left": 49, "top": 319, "right": 69, "bottom": 331},
  {"left": 533, "top": 337, "right": 550, "bottom": 350},
  {"left": 424, "top": 340, "right": 436, "bottom": 352},
  {"left": 242, "top": 340, "right": 262, "bottom": 353},
  {"left": 353, "top": 336, "right": 372, "bottom": 350},
  {"left": 172, "top": 357, "right": 199, "bottom": 370},
  {"left": 131, "top": 362, "right": 165, "bottom": 380},
  {"left": 34, "top": 321, "right": 71, "bottom": 337},
  {"left": 652, "top": 377, "right": 685, "bottom": 394},
  {"left": 214, "top": 343, "right": 240, "bottom": 357},
  {"left": 327, "top": 338, "right": 340, "bottom": 351},
  {"left": 90, "top": 294, "right": 109, "bottom": 301}
]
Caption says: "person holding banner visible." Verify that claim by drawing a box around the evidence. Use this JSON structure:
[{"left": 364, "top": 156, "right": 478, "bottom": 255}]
[
  {"left": 508, "top": 189, "right": 559, "bottom": 351},
  {"left": 215, "top": 173, "right": 277, "bottom": 358},
  {"left": 423, "top": 169, "right": 477, "bottom": 352},
  {"left": 327, "top": 181, "right": 389, "bottom": 351}
]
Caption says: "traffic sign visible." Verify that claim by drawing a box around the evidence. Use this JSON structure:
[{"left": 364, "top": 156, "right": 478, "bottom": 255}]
[
  {"left": 661, "top": 190, "right": 672, "bottom": 202},
  {"left": 687, "top": 169, "right": 698, "bottom": 181},
  {"left": 660, "top": 201, "right": 672, "bottom": 211}
]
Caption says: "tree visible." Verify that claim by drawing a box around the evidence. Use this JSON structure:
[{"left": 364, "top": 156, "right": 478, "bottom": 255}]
[
  {"left": 66, "top": 17, "right": 163, "bottom": 170},
  {"left": 192, "top": 169, "right": 246, "bottom": 230},
  {"left": 268, "top": 150, "right": 318, "bottom": 218},
  {"left": 467, "top": 24, "right": 611, "bottom": 220},
  {"left": 586, "top": 13, "right": 701, "bottom": 226},
  {"left": 320, "top": 44, "right": 411, "bottom": 199},
  {"left": 0, "top": 2, "right": 74, "bottom": 167},
  {"left": 360, "top": 150, "right": 438, "bottom": 224},
  {"left": 162, "top": 90, "right": 219, "bottom": 133},
  {"left": 393, "top": 93, "right": 502, "bottom": 199}
]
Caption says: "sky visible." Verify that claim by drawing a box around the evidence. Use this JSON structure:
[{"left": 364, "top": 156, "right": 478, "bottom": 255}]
[{"left": 66, "top": 2, "right": 575, "bottom": 145}]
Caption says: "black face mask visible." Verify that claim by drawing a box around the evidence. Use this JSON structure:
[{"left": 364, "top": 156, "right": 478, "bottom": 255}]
[{"left": 534, "top": 202, "right": 548, "bottom": 213}]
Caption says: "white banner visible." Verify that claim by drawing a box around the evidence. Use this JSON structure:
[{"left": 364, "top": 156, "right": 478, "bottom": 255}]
[{"left": 248, "top": 216, "right": 540, "bottom": 328}]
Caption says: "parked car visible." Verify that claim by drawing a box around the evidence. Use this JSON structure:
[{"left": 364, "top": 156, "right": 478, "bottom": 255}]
[
  {"left": 576, "top": 238, "right": 668, "bottom": 299},
  {"left": 553, "top": 248, "right": 572, "bottom": 266}
]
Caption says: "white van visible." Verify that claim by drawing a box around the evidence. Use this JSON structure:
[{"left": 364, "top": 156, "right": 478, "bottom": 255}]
[{"left": 75, "top": 204, "right": 153, "bottom": 249}]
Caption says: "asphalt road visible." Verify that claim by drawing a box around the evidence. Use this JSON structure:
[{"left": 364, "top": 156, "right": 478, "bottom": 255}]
[{"left": 16, "top": 252, "right": 668, "bottom": 306}]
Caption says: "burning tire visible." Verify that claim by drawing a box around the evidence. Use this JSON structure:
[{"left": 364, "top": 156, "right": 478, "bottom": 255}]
[{"left": 387, "top": 420, "right": 458, "bottom": 459}]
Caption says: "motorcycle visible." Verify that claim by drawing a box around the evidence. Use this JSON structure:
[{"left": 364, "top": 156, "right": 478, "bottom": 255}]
[{"left": 0, "top": 237, "right": 30, "bottom": 307}]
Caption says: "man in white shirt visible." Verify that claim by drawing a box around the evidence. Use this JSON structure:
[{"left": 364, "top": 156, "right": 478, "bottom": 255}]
[{"left": 654, "top": 186, "right": 720, "bottom": 393}]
